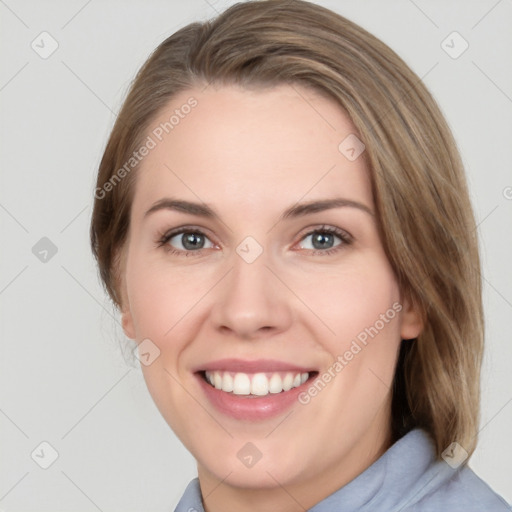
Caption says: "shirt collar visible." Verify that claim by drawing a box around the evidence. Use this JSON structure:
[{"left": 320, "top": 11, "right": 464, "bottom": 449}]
[{"left": 173, "top": 429, "right": 439, "bottom": 512}]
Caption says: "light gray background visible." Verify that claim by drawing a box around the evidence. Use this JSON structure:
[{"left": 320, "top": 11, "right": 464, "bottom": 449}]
[{"left": 1, "top": 0, "right": 511, "bottom": 510}]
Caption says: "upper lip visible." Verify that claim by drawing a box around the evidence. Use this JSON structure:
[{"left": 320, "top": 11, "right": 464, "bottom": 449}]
[{"left": 193, "top": 358, "right": 317, "bottom": 374}]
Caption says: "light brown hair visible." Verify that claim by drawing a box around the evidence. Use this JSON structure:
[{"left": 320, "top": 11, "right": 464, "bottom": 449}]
[{"left": 90, "top": 0, "right": 483, "bottom": 458}]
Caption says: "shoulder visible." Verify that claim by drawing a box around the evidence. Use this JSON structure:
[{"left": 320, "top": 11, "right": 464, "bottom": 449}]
[{"left": 408, "top": 464, "right": 510, "bottom": 511}]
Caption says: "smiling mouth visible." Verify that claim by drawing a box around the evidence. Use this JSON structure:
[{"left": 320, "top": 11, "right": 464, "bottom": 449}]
[{"left": 199, "top": 370, "right": 319, "bottom": 397}]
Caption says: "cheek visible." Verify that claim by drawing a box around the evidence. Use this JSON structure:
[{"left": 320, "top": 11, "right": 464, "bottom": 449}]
[
  {"left": 125, "top": 250, "right": 204, "bottom": 340},
  {"left": 296, "top": 253, "right": 403, "bottom": 407},
  {"left": 320, "top": 258, "right": 402, "bottom": 403},
  {"left": 293, "top": 254, "right": 401, "bottom": 345},
  {"left": 294, "top": 259, "right": 402, "bottom": 438},
  {"left": 126, "top": 253, "right": 203, "bottom": 430}
]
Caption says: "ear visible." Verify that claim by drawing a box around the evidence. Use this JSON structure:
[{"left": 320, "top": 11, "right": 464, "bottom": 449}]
[
  {"left": 119, "top": 279, "right": 136, "bottom": 340},
  {"left": 114, "top": 246, "right": 136, "bottom": 340},
  {"left": 121, "top": 307, "right": 136, "bottom": 340},
  {"left": 400, "top": 294, "right": 424, "bottom": 341}
]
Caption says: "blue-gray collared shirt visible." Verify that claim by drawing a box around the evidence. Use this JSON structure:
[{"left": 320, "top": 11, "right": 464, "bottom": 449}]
[{"left": 174, "top": 429, "right": 510, "bottom": 511}]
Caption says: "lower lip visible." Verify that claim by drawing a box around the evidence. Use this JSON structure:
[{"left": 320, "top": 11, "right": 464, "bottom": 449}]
[{"left": 196, "top": 373, "right": 314, "bottom": 421}]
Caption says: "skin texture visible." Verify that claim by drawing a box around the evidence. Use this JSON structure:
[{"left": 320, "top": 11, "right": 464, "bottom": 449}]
[{"left": 120, "top": 84, "right": 423, "bottom": 512}]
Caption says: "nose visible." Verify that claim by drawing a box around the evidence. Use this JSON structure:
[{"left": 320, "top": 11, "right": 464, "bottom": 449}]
[{"left": 209, "top": 248, "right": 293, "bottom": 340}]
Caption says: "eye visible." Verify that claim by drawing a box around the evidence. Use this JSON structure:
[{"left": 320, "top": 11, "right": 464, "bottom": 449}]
[
  {"left": 157, "top": 228, "right": 215, "bottom": 255},
  {"left": 296, "top": 226, "right": 351, "bottom": 254},
  {"left": 157, "top": 225, "right": 351, "bottom": 257}
]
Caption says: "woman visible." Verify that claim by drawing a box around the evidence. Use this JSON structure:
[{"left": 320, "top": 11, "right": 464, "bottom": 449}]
[{"left": 89, "top": 1, "right": 510, "bottom": 510}]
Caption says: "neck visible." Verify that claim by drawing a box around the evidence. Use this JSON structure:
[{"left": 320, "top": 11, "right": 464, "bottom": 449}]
[{"left": 197, "top": 419, "right": 393, "bottom": 512}]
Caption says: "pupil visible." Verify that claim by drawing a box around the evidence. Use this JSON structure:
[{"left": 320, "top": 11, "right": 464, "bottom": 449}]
[
  {"left": 182, "top": 233, "right": 204, "bottom": 250},
  {"left": 313, "top": 232, "right": 333, "bottom": 249}
]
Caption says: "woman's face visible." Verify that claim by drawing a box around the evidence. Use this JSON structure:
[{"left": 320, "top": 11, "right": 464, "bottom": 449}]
[{"left": 120, "top": 84, "right": 422, "bottom": 502}]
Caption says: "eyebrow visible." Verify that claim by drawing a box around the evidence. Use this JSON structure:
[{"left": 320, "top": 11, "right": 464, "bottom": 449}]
[{"left": 144, "top": 197, "right": 374, "bottom": 221}]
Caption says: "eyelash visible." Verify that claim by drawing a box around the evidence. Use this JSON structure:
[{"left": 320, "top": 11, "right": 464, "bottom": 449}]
[{"left": 155, "top": 225, "right": 352, "bottom": 258}]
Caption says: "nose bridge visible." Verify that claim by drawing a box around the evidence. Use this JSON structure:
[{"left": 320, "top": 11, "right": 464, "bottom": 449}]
[{"left": 210, "top": 239, "right": 292, "bottom": 337}]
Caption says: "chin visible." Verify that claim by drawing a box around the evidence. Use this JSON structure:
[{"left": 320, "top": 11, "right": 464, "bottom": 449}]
[{"left": 197, "top": 444, "right": 311, "bottom": 490}]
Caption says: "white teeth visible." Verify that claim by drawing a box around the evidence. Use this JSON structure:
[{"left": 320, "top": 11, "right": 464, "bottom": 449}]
[
  {"left": 269, "top": 373, "right": 283, "bottom": 393},
  {"left": 251, "top": 373, "right": 269, "bottom": 396},
  {"left": 282, "top": 373, "right": 294, "bottom": 391},
  {"left": 221, "top": 373, "right": 234, "bottom": 392},
  {"left": 233, "top": 373, "right": 251, "bottom": 395},
  {"left": 204, "top": 370, "right": 310, "bottom": 396}
]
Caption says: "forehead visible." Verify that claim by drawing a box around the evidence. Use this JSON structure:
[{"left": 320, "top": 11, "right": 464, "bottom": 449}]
[{"left": 131, "top": 84, "right": 371, "bottom": 218}]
